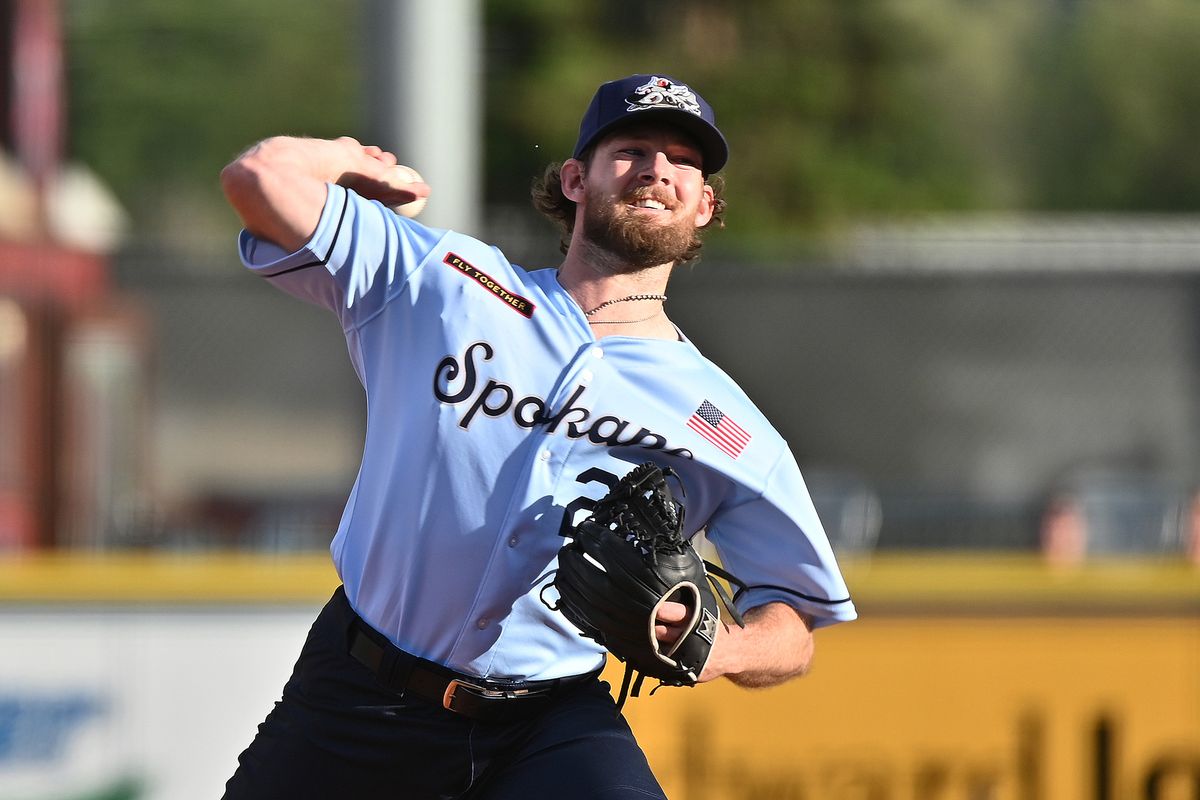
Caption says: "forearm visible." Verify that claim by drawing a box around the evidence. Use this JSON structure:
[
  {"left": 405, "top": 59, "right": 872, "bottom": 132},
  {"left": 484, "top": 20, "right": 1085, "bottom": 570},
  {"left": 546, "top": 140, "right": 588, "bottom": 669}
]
[
  {"left": 220, "top": 136, "right": 410, "bottom": 253},
  {"left": 701, "top": 602, "right": 815, "bottom": 688}
]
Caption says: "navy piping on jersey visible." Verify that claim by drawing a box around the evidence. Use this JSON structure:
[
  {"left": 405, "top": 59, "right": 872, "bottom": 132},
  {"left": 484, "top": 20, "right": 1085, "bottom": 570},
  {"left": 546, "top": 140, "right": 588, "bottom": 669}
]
[
  {"left": 258, "top": 193, "right": 348, "bottom": 278},
  {"left": 735, "top": 584, "right": 853, "bottom": 606}
]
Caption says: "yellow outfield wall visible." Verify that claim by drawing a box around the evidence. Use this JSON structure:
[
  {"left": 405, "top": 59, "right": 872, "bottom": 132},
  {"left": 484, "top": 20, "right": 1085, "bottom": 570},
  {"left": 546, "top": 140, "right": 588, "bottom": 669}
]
[
  {"left": 622, "top": 614, "right": 1198, "bottom": 800},
  {"left": 0, "top": 553, "right": 1196, "bottom": 800},
  {"left": 621, "top": 556, "right": 1200, "bottom": 800}
]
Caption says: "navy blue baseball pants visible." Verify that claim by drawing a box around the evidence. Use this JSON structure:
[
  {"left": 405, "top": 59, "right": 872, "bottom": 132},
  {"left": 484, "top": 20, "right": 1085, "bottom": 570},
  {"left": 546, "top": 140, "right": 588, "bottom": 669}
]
[{"left": 222, "top": 587, "right": 668, "bottom": 799}]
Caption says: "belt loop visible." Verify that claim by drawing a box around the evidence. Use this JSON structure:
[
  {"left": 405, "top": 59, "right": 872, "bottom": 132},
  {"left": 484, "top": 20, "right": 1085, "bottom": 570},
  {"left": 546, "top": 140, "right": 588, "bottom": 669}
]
[
  {"left": 336, "top": 587, "right": 367, "bottom": 663},
  {"left": 339, "top": 589, "right": 412, "bottom": 694},
  {"left": 380, "top": 641, "right": 415, "bottom": 694}
]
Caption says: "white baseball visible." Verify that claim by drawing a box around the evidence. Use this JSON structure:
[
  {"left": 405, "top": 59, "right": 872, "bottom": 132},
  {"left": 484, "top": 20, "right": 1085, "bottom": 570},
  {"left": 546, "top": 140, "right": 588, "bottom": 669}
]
[{"left": 386, "top": 164, "right": 428, "bottom": 218}]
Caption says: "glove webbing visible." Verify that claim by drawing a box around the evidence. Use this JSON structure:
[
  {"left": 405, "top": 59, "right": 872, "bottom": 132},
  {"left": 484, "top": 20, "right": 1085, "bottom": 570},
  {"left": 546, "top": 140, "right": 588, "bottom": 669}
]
[{"left": 590, "top": 465, "right": 685, "bottom": 559}]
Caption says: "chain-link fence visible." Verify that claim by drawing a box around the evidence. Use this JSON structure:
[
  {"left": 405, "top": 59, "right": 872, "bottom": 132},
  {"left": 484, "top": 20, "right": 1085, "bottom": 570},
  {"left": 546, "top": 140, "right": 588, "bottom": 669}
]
[{"left": 23, "top": 222, "right": 1200, "bottom": 558}]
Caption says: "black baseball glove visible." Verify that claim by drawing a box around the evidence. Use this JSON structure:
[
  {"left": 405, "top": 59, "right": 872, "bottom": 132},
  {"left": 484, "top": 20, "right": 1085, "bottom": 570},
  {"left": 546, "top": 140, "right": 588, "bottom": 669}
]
[{"left": 543, "top": 462, "right": 746, "bottom": 708}]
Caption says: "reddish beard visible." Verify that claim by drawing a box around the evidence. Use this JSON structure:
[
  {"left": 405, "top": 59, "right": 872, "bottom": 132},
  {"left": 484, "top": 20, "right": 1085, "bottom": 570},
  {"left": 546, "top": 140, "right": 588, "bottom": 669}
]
[{"left": 581, "top": 186, "right": 701, "bottom": 270}]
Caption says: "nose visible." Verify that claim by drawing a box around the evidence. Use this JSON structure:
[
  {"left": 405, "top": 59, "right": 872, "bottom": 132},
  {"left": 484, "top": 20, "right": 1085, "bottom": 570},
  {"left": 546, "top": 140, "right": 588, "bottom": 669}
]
[{"left": 637, "top": 151, "right": 672, "bottom": 185}]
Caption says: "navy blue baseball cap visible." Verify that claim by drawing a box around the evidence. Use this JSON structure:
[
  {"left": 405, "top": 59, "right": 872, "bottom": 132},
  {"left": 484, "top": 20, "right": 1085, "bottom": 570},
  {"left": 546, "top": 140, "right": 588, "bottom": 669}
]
[{"left": 573, "top": 74, "right": 729, "bottom": 174}]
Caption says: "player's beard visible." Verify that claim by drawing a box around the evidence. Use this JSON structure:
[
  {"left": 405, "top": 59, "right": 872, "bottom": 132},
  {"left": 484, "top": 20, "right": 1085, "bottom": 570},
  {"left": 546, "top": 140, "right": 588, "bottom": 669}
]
[{"left": 581, "top": 186, "right": 700, "bottom": 271}]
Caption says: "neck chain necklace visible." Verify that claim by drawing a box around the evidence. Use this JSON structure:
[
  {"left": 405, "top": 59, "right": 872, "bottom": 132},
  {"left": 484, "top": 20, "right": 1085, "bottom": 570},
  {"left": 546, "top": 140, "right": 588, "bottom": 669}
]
[{"left": 583, "top": 293, "right": 668, "bottom": 317}]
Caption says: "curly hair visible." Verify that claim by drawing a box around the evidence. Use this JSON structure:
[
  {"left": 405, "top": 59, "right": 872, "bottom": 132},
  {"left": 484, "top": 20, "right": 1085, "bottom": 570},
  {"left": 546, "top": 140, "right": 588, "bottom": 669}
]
[{"left": 530, "top": 157, "right": 727, "bottom": 260}]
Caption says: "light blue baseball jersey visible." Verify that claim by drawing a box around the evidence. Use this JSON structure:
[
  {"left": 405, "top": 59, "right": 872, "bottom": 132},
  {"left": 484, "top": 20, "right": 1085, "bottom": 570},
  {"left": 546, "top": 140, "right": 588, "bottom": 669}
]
[{"left": 239, "top": 184, "right": 856, "bottom": 681}]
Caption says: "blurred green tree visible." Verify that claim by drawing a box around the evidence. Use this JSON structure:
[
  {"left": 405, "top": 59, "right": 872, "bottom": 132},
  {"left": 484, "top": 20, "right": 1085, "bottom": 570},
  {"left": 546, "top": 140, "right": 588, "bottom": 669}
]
[
  {"left": 485, "top": 0, "right": 1005, "bottom": 256},
  {"left": 1016, "top": 0, "right": 1200, "bottom": 211},
  {"left": 61, "top": 0, "right": 1200, "bottom": 260},
  {"left": 64, "top": 0, "right": 360, "bottom": 249}
]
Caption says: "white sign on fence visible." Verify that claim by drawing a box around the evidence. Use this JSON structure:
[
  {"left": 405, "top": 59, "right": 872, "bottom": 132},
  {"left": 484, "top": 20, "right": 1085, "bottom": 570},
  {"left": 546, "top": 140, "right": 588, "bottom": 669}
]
[{"left": 0, "top": 605, "right": 319, "bottom": 800}]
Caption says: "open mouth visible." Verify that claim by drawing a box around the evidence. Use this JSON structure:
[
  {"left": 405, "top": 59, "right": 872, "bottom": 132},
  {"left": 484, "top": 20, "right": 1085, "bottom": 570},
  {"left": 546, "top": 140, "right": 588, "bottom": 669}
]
[{"left": 626, "top": 197, "right": 670, "bottom": 212}]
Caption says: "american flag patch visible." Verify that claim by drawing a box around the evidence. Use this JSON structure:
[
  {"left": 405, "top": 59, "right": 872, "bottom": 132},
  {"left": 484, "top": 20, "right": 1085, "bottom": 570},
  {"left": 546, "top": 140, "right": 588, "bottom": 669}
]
[{"left": 687, "top": 400, "right": 751, "bottom": 458}]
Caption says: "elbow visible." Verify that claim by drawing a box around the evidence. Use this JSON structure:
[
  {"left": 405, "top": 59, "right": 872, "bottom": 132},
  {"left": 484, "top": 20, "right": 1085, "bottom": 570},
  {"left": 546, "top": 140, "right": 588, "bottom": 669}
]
[
  {"left": 773, "top": 637, "right": 815, "bottom": 684},
  {"left": 792, "top": 611, "right": 816, "bottom": 678},
  {"left": 793, "top": 643, "right": 815, "bottom": 679},
  {"left": 218, "top": 137, "right": 325, "bottom": 251}
]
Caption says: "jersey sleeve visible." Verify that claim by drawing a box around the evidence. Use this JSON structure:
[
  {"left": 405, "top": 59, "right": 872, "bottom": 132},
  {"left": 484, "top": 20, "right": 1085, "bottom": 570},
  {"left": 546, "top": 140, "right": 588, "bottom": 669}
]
[
  {"left": 704, "top": 447, "right": 857, "bottom": 629},
  {"left": 237, "top": 184, "right": 447, "bottom": 330}
]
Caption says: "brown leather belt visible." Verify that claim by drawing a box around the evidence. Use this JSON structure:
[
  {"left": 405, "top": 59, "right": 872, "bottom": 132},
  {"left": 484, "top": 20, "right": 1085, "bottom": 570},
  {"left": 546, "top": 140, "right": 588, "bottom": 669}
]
[{"left": 347, "top": 615, "right": 600, "bottom": 723}]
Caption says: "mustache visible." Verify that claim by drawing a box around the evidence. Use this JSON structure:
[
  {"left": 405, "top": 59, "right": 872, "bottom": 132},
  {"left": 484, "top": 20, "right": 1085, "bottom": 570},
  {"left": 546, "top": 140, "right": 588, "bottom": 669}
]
[{"left": 621, "top": 187, "right": 678, "bottom": 210}]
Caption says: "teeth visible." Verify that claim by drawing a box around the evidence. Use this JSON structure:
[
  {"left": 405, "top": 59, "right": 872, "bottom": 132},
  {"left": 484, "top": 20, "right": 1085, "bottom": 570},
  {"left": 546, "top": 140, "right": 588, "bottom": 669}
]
[{"left": 633, "top": 199, "right": 666, "bottom": 210}]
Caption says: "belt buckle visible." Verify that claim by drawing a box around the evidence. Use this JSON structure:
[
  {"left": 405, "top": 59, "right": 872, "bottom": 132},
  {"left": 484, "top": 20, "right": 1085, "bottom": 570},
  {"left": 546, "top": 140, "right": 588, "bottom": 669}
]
[
  {"left": 443, "top": 678, "right": 480, "bottom": 711},
  {"left": 444, "top": 678, "right": 508, "bottom": 711},
  {"left": 443, "top": 678, "right": 534, "bottom": 712}
]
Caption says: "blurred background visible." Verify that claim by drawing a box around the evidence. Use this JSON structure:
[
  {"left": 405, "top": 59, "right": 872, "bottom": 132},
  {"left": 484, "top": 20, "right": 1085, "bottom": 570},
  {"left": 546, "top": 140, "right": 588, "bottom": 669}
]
[
  {"left": 3, "top": 0, "right": 1199, "bottom": 558},
  {"left": 0, "top": 1, "right": 1197, "bottom": 799}
]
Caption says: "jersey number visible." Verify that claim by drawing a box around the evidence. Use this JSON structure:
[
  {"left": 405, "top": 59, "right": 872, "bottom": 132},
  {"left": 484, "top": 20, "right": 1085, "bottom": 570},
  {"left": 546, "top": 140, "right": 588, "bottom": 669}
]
[{"left": 557, "top": 467, "right": 619, "bottom": 538}]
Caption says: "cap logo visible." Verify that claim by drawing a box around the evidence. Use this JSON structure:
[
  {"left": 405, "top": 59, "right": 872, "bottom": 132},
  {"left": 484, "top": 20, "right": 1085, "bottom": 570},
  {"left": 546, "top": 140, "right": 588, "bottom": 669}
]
[{"left": 624, "top": 76, "right": 702, "bottom": 117}]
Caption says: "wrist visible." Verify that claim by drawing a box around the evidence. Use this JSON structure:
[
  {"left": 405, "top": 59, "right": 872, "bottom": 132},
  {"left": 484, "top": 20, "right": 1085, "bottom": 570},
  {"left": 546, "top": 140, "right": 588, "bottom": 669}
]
[
  {"left": 252, "top": 136, "right": 361, "bottom": 186},
  {"left": 699, "top": 621, "right": 741, "bottom": 682}
]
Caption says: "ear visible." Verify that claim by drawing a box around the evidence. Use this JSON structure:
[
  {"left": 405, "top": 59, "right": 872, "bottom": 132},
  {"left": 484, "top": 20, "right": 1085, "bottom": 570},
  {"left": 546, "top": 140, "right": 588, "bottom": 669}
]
[
  {"left": 560, "top": 159, "right": 587, "bottom": 204},
  {"left": 694, "top": 182, "right": 716, "bottom": 227}
]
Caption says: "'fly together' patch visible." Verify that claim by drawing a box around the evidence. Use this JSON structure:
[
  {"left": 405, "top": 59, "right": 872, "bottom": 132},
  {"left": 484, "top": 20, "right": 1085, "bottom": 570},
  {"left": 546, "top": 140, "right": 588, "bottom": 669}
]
[{"left": 443, "top": 253, "right": 536, "bottom": 318}]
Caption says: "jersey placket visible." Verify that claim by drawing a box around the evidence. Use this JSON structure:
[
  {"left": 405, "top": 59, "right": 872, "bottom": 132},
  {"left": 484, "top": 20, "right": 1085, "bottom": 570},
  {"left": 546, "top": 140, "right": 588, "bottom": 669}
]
[{"left": 447, "top": 342, "right": 612, "bottom": 672}]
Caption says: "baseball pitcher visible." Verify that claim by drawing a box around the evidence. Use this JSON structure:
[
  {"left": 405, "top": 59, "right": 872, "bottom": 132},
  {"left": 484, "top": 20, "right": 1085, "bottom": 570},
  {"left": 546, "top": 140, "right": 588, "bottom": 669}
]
[{"left": 219, "top": 73, "right": 856, "bottom": 799}]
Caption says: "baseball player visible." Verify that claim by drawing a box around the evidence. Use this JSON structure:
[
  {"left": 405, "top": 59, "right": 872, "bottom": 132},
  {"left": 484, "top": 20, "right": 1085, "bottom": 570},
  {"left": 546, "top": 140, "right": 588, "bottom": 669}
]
[{"left": 219, "top": 73, "right": 856, "bottom": 799}]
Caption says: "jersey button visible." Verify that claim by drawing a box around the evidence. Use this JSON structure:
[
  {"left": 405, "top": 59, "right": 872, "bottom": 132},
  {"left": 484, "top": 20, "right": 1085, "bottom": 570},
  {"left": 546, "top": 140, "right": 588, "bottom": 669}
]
[
  {"left": 539, "top": 449, "right": 551, "bottom": 461},
  {"left": 580, "top": 369, "right": 594, "bottom": 383},
  {"left": 590, "top": 347, "right": 604, "bottom": 360},
  {"left": 508, "top": 536, "right": 519, "bottom": 547},
  {"left": 476, "top": 617, "right": 489, "bottom": 630}
]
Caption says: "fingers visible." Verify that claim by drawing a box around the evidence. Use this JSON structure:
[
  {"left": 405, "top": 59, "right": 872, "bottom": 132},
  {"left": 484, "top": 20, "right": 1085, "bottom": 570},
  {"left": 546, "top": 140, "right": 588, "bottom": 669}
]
[
  {"left": 361, "top": 144, "right": 399, "bottom": 167},
  {"left": 655, "top": 601, "right": 688, "bottom": 623},
  {"left": 379, "top": 165, "right": 431, "bottom": 216},
  {"left": 654, "top": 600, "right": 688, "bottom": 644},
  {"left": 334, "top": 137, "right": 399, "bottom": 169},
  {"left": 655, "top": 619, "right": 687, "bottom": 643},
  {"left": 406, "top": 180, "right": 432, "bottom": 198},
  {"left": 330, "top": 137, "right": 428, "bottom": 209}
]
